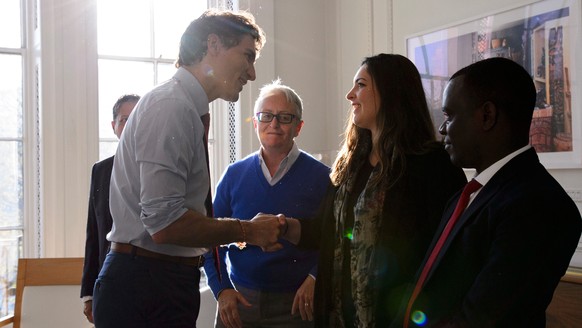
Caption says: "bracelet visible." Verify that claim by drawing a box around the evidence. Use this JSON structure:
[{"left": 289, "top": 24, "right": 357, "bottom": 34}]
[
  {"left": 236, "top": 219, "right": 246, "bottom": 242},
  {"left": 282, "top": 218, "right": 289, "bottom": 236},
  {"left": 235, "top": 219, "right": 247, "bottom": 250}
]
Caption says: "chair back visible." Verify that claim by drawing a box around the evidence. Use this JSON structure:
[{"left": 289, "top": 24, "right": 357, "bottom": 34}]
[{"left": 12, "top": 258, "right": 91, "bottom": 328}]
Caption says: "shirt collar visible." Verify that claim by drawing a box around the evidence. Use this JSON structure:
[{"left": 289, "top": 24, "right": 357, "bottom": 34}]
[
  {"left": 258, "top": 143, "right": 299, "bottom": 165},
  {"left": 258, "top": 143, "right": 300, "bottom": 185},
  {"left": 173, "top": 67, "right": 209, "bottom": 117},
  {"left": 474, "top": 144, "right": 531, "bottom": 186}
]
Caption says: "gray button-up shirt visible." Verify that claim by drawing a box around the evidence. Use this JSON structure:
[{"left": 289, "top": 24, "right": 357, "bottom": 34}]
[{"left": 108, "top": 67, "right": 210, "bottom": 257}]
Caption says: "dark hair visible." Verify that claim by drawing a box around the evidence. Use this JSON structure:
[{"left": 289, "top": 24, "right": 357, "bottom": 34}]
[
  {"left": 112, "top": 94, "right": 140, "bottom": 120},
  {"left": 176, "top": 9, "right": 266, "bottom": 68},
  {"left": 331, "top": 54, "right": 437, "bottom": 188},
  {"left": 450, "top": 57, "right": 536, "bottom": 133}
]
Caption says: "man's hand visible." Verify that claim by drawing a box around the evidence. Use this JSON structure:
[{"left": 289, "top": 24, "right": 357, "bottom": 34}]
[
  {"left": 246, "top": 213, "right": 286, "bottom": 251},
  {"left": 217, "top": 289, "right": 251, "bottom": 328},
  {"left": 83, "top": 300, "right": 94, "bottom": 323},
  {"left": 291, "top": 275, "right": 315, "bottom": 321}
]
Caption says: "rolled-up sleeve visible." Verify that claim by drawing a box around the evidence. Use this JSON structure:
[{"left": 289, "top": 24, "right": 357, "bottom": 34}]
[{"left": 135, "top": 98, "right": 205, "bottom": 235}]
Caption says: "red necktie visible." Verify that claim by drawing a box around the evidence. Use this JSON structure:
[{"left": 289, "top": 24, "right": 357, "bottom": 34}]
[
  {"left": 403, "top": 179, "right": 482, "bottom": 327},
  {"left": 201, "top": 113, "right": 222, "bottom": 281},
  {"left": 201, "top": 114, "right": 212, "bottom": 215}
]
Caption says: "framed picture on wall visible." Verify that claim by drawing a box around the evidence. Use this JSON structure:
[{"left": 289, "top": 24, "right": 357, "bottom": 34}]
[{"left": 406, "top": 0, "right": 582, "bottom": 168}]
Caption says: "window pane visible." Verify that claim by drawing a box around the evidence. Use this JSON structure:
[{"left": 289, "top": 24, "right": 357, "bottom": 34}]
[
  {"left": 97, "top": 0, "right": 151, "bottom": 57},
  {"left": 0, "top": 0, "right": 21, "bottom": 48},
  {"left": 0, "top": 230, "right": 22, "bottom": 317},
  {"left": 153, "top": 0, "right": 207, "bottom": 59},
  {"left": 97, "top": 0, "right": 207, "bottom": 160},
  {"left": 157, "top": 62, "right": 177, "bottom": 84},
  {"left": 99, "top": 141, "right": 119, "bottom": 161},
  {"left": 0, "top": 55, "right": 23, "bottom": 139},
  {"left": 0, "top": 141, "right": 23, "bottom": 228},
  {"left": 98, "top": 59, "right": 155, "bottom": 140}
]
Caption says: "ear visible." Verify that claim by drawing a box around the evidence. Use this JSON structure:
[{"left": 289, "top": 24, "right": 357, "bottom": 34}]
[
  {"left": 206, "top": 34, "right": 221, "bottom": 56},
  {"left": 252, "top": 116, "right": 258, "bottom": 129},
  {"left": 294, "top": 120, "right": 304, "bottom": 137},
  {"left": 480, "top": 101, "right": 498, "bottom": 131},
  {"left": 111, "top": 120, "right": 116, "bottom": 133}
]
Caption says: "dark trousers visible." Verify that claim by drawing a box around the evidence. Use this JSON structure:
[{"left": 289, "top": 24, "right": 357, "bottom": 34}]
[
  {"left": 93, "top": 252, "right": 201, "bottom": 328},
  {"left": 215, "top": 284, "right": 314, "bottom": 328}
]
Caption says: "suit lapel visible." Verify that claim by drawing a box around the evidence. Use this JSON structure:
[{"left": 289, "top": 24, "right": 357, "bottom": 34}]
[{"left": 424, "top": 148, "right": 540, "bottom": 282}]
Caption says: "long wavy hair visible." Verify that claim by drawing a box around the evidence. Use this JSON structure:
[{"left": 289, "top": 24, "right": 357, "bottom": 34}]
[{"left": 331, "top": 54, "right": 438, "bottom": 188}]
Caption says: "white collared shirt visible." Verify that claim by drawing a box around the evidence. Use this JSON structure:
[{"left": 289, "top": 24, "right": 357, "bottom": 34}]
[
  {"left": 469, "top": 144, "right": 532, "bottom": 205},
  {"left": 258, "top": 143, "right": 300, "bottom": 185},
  {"left": 108, "top": 67, "right": 210, "bottom": 257}
]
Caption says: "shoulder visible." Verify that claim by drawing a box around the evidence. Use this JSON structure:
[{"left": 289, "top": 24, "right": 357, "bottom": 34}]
[
  {"left": 132, "top": 94, "right": 204, "bottom": 144},
  {"left": 297, "top": 151, "right": 331, "bottom": 172},
  {"left": 496, "top": 153, "right": 573, "bottom": 204},
  {"left": 223, "top": 152, "right": 259, "bottom": 174},
  {"left": 139, "top": 97, "right": 194, "bottom": 122},
  {"left": 484, "top": 161, "right": 581, "bottom": 237},
  {"left": 90, "top": 156, "right": 114, "bottom": 189},
  {"left": 403, "top": 146, "right": 466, "bottom": 189},
  {"left": 92, "top": 156, "right": 114, "bottom": 174},
  {"left": 406, "top": 145, "right": 456, "bottom": 171},
  {"left": 230, "top": 152, "right": 258, "bottom": 167},
  {"left": 136, "top": 86, "right": 202, "bottom": 126}
]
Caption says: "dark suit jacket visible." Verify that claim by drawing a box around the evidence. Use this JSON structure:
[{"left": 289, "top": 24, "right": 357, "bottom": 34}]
[
  {"left": 403, "top": 148, "right": 582, "bottom": 327},
  {"left": 299, "top": 146, "right": 467, "bottom": 327},
  {"left": 81, "top": 156, "right": 114, "bottom": 298}
]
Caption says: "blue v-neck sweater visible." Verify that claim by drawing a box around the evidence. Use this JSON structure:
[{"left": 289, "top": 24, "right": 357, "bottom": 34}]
[{"left": 204, "top": 151, "right": 330, "bottom": 297}]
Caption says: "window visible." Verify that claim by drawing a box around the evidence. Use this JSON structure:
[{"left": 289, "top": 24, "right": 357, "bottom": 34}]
[
  {"left": 0, "top": 0, "right": 25, "bottom": 317},
  {"left": 97, "top": 0, "right": 208, "bottom": 160},
  {"left": 0, "top": 0, "right": 257, "bottom": 317}
]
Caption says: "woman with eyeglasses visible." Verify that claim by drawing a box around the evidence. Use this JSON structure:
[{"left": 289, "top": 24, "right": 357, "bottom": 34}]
[{"left": 280, "top": 54, "right": 466, "bottom": 327}]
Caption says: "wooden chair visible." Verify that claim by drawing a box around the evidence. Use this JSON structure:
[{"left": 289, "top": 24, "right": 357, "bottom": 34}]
[
  {"left": 547, "top": 268, "right": 582, "bottom": 327},
  {"left": 0, "top": 257, "right": 91, "bottom": 328}
]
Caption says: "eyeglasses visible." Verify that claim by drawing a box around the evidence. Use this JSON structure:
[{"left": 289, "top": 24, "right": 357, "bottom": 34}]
[{"left": 255, "top": 112, "right": 297, "bottom": 124}]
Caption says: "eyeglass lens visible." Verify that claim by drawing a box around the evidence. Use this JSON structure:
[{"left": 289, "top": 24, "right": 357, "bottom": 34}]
[{"left": 256, "top": 112, "right": 295, "bottom": 124}]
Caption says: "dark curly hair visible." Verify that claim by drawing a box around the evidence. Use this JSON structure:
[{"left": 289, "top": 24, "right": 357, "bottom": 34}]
[{"left": 175, "top": 9, "right": 266, "bottom": 68}]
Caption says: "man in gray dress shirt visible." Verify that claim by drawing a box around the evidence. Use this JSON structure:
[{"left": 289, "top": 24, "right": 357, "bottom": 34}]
[{"left": 93, "top": 10, "right": 283, "bottom": 328}]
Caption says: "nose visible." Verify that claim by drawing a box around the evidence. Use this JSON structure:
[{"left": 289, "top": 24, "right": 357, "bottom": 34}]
[
  {"left": 438, "top": 120, "right": 447, "bottom": 136},
  {"left": 269, "top": 116, "right": 280, "bottom": 128},
  {"left": 346, "top": 86, "right": 356, "bottom": 101},
  {"left": 247, "top": 63, "right": 256, "bottom": 81}
]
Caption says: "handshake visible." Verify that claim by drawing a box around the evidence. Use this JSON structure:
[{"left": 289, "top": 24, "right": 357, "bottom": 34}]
[{"left": 239, "top": 213, "right": 289, "bottom": 252}]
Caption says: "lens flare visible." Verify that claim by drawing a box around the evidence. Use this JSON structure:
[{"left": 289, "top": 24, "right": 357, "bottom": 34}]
[
  {"left": 344, "top": 228, "right": 353, "bottom": 240},
  {"left": 411, "top": 310, "right": 427, "bottom": 326}
]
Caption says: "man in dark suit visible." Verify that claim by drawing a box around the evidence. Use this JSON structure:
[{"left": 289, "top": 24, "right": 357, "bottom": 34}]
[
  {"left": 80, "top": 94, "right": 139, "bottom": 323},
  {"left": 401, "top": 57, "right": 582, "bottom": 327}
]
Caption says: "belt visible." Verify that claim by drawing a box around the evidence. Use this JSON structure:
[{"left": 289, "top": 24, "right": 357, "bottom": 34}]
[{"left": 111, "top": 242, "right": 205, "bottom": 267}]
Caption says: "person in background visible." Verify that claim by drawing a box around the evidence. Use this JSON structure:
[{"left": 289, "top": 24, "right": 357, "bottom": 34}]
[
  {"left": 279, "top": 54, "right": 467, "bottom": 327},
  {"left": 204, "top": 80, "right": 330, "bottom": 328},
  {"left": 80, "top": 94, "right": 140, "bottom": 323},
  {"left": 399, "top": 57, "right": 582, "bottom": 327},
  {"left": 93, "top": 10, "right": 284, "bottom": 328}
]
